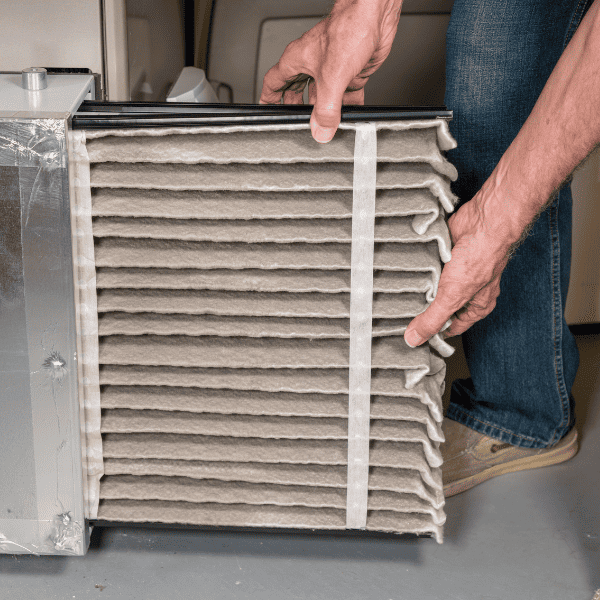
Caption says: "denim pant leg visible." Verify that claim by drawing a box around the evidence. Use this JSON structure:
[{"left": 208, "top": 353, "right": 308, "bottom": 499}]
[{"left": 444, "top": 0, "right": 593, "bottom": 448}]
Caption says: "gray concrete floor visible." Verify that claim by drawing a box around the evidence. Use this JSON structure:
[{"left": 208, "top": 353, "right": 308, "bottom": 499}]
[{"left": 1, "top": 333, "right": 599, "bottom": 600}]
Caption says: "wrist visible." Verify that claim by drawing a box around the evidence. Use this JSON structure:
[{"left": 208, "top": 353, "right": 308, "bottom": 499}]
[{"left": 472, "top": 161, "right": 539, "bottom": 252}]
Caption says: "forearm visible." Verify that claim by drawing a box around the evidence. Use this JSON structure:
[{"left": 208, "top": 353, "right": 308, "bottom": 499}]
[
  {"left": 330, "top": 0, "right": 403, "bottom": 19},
  {"left": 474, "top": 0, "right": 600, "bottom": 251}
]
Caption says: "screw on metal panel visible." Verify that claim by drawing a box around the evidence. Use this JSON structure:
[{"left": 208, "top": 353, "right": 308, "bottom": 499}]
[{"left": 42, "top": 351, "right": 68, "bottom": 383}]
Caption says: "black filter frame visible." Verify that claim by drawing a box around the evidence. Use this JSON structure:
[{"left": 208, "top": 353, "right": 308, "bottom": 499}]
[
  {"left": 89, "top": 520, "right": 422, "bottom": 540},
  {"left": 72, "top": 101, "right": 452, "bottom": 129}
]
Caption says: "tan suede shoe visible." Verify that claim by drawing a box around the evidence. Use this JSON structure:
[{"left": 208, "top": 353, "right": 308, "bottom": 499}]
[{"left": 441, "top": 419, "right": 579, "bottom": 497}]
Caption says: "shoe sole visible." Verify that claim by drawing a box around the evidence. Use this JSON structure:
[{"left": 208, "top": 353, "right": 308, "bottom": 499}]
[{"left": 444, "top": 428, "right": 579, "bottom": 498}]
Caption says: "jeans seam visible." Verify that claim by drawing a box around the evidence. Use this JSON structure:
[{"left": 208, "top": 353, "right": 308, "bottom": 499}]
[
  {"left": 550, "top": 198, "right": 570, "bottom": 445},
  {"left": 552, "top": 0, "right": 590, "bottom": 437},
  {"left": 564, "top": 0, "right": 590, "bottom": 49},
  {"left": 449, "top": 405, "right": 540, "bottom": 444}
]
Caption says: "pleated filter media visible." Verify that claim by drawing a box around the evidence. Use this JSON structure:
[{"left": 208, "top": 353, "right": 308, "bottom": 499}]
[{"left": 69, "top": 118, "right": 458, "bottom": 544}]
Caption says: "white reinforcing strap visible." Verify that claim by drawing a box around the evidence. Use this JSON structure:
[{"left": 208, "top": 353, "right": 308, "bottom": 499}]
[{"left": 346, "top": 123, "right": 377, "bottom": 529}]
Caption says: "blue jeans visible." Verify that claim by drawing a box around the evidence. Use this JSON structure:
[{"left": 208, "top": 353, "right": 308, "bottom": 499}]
[{"left": 444, "top": 0, "right": 594, "bottom": 448}]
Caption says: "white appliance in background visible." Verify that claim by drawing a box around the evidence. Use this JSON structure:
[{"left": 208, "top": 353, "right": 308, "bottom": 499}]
[
  {"left": 126, "top": 0, "right": 185, "bottom": 101},
  {"left": 208, "top": 0, "right": 600, "bottom": 325},
  {"left": 167, "top": 67, "right": 219, "bottom": 103}
]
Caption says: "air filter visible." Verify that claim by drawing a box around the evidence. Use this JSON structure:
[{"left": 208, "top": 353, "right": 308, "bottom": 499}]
[{"left": 70, "top": 112, "right": 457, "bottom": 543}]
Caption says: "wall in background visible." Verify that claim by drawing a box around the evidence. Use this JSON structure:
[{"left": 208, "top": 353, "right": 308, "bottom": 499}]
[
  {"left": 567, "top": 147, "right": 600, "bottom": 324},
  {"left": 194, "top": 0, "right": 213, "bottom": 72},
  {"left": 126, "top": 0, "right": 185, "bottom": 101},
  {"left": 0, "top": 0, "right": 103, "bottom": 74}
]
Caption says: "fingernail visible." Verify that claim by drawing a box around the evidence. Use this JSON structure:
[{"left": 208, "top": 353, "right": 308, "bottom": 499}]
[
  {"left": 313, "top": 125, "right": 334, "bottom": 143},
  {"left": 404, "top": 329, "right": 425, "bottom": 348}
]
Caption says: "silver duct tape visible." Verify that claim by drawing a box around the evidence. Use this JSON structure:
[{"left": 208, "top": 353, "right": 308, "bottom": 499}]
[
  {"left": 0, "top": 116, "right": 68, "bottom": 168},
  {"left": 0, "top": 116, "right": 88, "bottom": 554},
  {"left": 346, "top": 123, "right": 377, "bottom": 529}
]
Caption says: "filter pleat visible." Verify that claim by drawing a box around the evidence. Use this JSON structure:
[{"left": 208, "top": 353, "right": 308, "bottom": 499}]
[
  {"left": 99, "top": 410, "right": 441, "bottom": 462},
  {"left": 101, "top": 433, "right": 440, "bottom": 488},
  {"left": 92, "top": 188, "right": 443, "bottom": 236},
  {"left": 101, "top": 459, "right": 444, "bottom": 509},
  {"left": 93, "top": 214, "right": 449, "bottom": 246},
  {"left": 98, "top": 475, "right": 446, "bottom": 525},
  {"left": 86, "top": 127, "right": 457, "bottom": 180},
  {"left": 95, "top": 268, "right": 435, "bottom": 297},
  {"left": 95, "top": 499, "right": 443, "bottom": 542},
  {"left": 100, "top": 388, "right": 442, "bottom": 439},
  {"left": 96, "top": 290, "right": 428, "bottom": 318},
  {"left": 90, "top": 161, "right": 457, "bottom": 211},
  {"left": 98, "top": 364, "right": 446, "bottom": 422},
  {"left": 98, "top": 335, "right": 434, "bottom": 380},
  {"left": 94, "top": 239, "right": 442, "bottom": 275}
]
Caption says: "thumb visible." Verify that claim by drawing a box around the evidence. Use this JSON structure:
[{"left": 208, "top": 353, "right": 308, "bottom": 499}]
[
  {"left": 309, "top": 79, "right": 346, "bottom": 143},
  {"left": 404, "top": 299, "right": 455, "bottom": 348}
]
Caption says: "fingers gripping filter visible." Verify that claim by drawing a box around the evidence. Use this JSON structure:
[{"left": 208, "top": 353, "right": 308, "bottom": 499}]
[
  {"left": 346, "top": 123, "right": 377, "bottom": 529},
  {"left": 73, "top": 114, "right": 457, "bottom": 544}
]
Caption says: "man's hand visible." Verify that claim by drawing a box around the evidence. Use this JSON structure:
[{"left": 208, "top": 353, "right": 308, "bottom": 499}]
[
  {"left": 404, "top": 195, "right": 515, "bottom": 347},
  {"left": 259, "top": 0, "right": 403, "bottom": 143}
]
